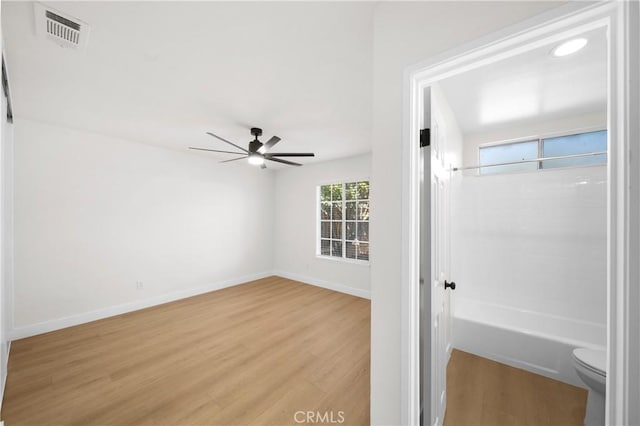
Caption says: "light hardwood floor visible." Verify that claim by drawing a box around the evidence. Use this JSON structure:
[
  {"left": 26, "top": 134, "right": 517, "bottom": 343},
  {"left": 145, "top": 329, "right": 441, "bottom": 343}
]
[
  {"left": 1, "top": 276, "right": 370, "bottom": 425},
  {"left": 444, "top": 349, "right": 588, "bottom": 426}
]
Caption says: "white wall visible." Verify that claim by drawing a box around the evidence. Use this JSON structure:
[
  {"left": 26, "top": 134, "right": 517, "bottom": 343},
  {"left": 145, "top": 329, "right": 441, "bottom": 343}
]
[
  {"left": 273, "top": 154, "right": 371, "bottom": 298},
  {"left": 370, "top": 2, "right": 564, "bottom": 423},
  {"left": 0, "top": 55, "right": 13, "bottom": 404},
  {"left": 13, "top": 118, "right": 274, "bottom": 336}
]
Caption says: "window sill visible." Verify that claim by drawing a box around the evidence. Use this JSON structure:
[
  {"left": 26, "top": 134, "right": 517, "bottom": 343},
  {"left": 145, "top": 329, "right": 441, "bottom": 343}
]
[{"left": 316, "top": 255, "right": 370, "bottom": 266}]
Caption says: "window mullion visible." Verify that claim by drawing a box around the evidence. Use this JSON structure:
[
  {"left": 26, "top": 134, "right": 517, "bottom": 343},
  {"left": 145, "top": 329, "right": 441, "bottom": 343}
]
[
  {"left": 538, "top": 138, "right": 543, "bottom": 170},
  {"left": 342, "top": 184, "right": 346, "bottom": 259}
]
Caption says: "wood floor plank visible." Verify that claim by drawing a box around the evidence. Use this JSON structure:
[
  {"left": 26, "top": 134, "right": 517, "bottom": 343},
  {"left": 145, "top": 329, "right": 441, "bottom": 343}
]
[
  {"left": 444, "top": 349, "right": 587, "bottom": 426},
  {"left": 1, "top": 277, "right": 370, "bottom": 426}
]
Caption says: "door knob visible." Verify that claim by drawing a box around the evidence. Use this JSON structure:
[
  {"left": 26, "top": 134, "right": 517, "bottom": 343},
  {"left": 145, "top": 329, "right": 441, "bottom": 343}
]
[{"left": 444, "top": 280, "right": 456, "bottom": 290}]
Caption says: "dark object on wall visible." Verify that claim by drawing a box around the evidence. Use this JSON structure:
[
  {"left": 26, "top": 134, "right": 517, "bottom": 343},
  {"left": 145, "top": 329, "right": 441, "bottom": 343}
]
[
  {"left": 420, "top": 128, "right": 430, "bottom": 147},
  {"left": 1, "top": 56, "right": 13, "bottom": 123}
]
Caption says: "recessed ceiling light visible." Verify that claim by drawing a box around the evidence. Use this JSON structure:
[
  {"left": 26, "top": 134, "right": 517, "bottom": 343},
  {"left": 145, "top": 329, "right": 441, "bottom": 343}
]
[{"left": 552, "top": 38, "right": 588, "bottom": 57}]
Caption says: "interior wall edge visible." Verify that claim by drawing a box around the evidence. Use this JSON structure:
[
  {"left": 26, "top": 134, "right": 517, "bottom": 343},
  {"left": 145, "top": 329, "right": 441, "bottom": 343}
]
[
  {"left": 0, "top": 341, "right": 9, "bottom": 406},
  {"left": 272, "top": 271, "right": 371, "bottom": 300},
  {"left": 1, "top": 42, "right": 14, "bottom": 415},
  {"left": 8, "top": 271, "right": 274, "bottom": 341}
]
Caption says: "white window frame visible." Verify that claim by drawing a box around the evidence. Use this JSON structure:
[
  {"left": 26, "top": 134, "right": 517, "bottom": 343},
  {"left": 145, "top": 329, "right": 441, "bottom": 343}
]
[{"left": 316, "top": 180, "right": 370, "bottom": 265}]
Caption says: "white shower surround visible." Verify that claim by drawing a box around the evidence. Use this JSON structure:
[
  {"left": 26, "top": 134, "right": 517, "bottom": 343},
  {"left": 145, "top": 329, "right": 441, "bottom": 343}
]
[
  {"left": 449, "top": 152, "right": 607, "bottom": 389},
  {"left": 451, "top": 166, "right": 608, "bottom": 324}
]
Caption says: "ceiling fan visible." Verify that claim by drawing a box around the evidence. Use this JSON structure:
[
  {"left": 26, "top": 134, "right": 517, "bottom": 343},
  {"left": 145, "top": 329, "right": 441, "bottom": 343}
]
[{"left": 189, "top": 127, "right": 315, "bottom": 169}]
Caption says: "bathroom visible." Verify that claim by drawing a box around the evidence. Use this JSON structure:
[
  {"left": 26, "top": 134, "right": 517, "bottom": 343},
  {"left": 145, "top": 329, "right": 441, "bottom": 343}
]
[{"left": 423, "top": 25, "right": 608, "bottom": 425}]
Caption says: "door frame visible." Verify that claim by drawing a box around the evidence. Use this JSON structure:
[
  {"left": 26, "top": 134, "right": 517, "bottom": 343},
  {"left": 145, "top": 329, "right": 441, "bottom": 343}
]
[{"left": 400, "top": 2, "right": 639, "bottom": 425}]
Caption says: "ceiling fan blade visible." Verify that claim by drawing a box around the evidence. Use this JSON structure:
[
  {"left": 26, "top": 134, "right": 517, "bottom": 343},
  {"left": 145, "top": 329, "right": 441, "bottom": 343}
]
[
  {"left": 220, "top": 156, "right": 248, "bottom": 163},
  {"left": 265, "top": 156, "right": 302, "bottom": 166},
  {"left": 190, "top": 147, "right": 246, "bottom": 155},
  {"left": 258, "top": 136, "right": 281, "bottom": 153},
  {"left": 266, "top": 153, "right": 315, "bottom": 157},
  {"left": 206, "top": 132, "right": 249, "bottom": 153}
]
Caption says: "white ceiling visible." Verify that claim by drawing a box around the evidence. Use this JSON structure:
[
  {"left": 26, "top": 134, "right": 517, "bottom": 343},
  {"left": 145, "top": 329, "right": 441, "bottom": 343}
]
[
  {"left": 2, "top": 1, "right": 375, "bottom": 166},
  {"left": 438, "top": 27, "right": 607, "bottom": 136}
]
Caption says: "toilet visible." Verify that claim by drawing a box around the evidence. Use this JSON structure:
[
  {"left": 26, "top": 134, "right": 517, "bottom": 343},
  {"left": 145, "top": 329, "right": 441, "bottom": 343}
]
[{"left": 572, "top": 348, "right": 606, "bottom": 426}]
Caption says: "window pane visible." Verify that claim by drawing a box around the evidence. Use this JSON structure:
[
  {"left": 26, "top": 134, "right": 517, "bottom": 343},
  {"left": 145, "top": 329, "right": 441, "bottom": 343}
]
[
  {"left": 321, "top": 221, "right": 331, "bottom": 239},
  {"left": 320, "top": 239, "right": 330, "bottom": 256},
  {"left": 358, "top": 201, "right": 369, "bottom": 221},
  {"left": 331, "top": 222, "right": 342, "bottom": 239},
  {"left": 357, "top": 243, "right": 369, "bottom": 261},
  {"left": 345, "top": 182, "right": 357, "bottom": 200},
  {"left": 346, "top": 221, "right": 356, "bottom": 240},
  {"left": 542, "top": 130, "right": 607, "bottom": 169},
  {"left": 331, "top": 240, "right": 342, "bottom": 257},
  {"left": 345, "top": 201, "right": 356, "bottom": 220},
  {"left": 320, "top": 185, "right": 332, "bottom": 202},
  {"left": 331, "top": 202, "right": 342, "bottom": 220},
  {"left": 321, "top": 202, "right": 330, "bottom": 220},
  {"left": 357, "top": 181, "right": 369, "bottom": 200},
  {"left": 345, "top": 242, "right": 357, "bottom": 259},
  {"left": 357, "top": 222, "right": 369, "bottom": 242},
  {"left": 479, "top": 140, "right": 538, "bottom": 175},
  {"left": 331, "top": 184, "right": 343, "bottom": 201}
]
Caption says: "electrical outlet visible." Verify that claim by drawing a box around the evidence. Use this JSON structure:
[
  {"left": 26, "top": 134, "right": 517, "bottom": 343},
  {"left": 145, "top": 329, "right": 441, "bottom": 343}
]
[{"left": 136, "top": 281, "right": 144, "bottom": 290}]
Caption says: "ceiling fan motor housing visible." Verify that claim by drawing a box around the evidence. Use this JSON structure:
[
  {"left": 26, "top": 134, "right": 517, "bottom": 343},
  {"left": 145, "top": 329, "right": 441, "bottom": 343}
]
[
  {"left": 249, "top": 127, "right": 264, "bottom": 153},
  {"left": 249, "top": 140, "right": 263, "bottom": 154}
]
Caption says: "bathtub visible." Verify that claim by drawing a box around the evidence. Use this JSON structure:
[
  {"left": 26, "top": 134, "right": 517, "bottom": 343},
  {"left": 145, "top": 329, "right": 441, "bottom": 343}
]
[{"left": 452, "top": 298, "right": 606, "bottom": 388}]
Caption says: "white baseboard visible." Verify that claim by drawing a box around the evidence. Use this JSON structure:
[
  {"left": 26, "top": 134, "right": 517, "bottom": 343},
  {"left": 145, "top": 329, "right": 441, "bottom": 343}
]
[
  {"left": 9, "top": 271, "right": 273, "bottom": 340},
  {"left": 273, "top": 271, "right": 371, "bottom": 300},
  {"left": 9, "top": 271, "right": 370, "bottom": 340}
]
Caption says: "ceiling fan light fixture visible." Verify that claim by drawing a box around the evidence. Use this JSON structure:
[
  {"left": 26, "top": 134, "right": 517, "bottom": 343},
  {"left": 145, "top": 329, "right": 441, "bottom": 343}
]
[
  {"left": 196, "top": 128, "right": 313, "bottom": 168},
  {"left": 248, "top": 153, "right": 264, "bottom": 166},
  {"left": 552, "top": 38, "right": 588, "bottom": 57}
]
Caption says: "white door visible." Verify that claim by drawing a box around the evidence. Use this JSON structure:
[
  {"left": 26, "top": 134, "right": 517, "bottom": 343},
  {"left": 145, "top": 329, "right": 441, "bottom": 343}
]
[{"left": 430, "top": 118, "right": 453, "bottom": 426}]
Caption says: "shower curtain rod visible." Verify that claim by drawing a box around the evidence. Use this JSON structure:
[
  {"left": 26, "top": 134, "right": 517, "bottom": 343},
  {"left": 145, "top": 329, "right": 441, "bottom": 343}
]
[{"left": 450, "top": 150, "right": 607, "bottom": 172}]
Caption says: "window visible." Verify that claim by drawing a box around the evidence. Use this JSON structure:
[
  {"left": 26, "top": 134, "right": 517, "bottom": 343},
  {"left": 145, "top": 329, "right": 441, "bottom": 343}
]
[
  {"left": 319, "top": 181, "right": 369, "bottom": 262},
  {"left": 542, "top": 130, "right": 607, "bottom": 169},
  {"left": 479, "top": 140, "right": 538, "bottom": 175},
  {"left": 479, "top": 129, "right": 607, "bottom": 175}
]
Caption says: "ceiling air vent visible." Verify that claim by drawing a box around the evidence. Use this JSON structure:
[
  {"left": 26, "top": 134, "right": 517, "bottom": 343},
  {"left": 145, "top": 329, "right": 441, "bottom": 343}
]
[{"left": 34, "top": 3, "right": 90, "bottom": 49}]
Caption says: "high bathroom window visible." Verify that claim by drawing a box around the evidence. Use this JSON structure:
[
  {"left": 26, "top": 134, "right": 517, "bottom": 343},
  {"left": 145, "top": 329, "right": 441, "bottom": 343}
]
[
  {"left": 318, "top": 181, "right": 369, "bottom": 262},
  {"left": 479, "top": 129, "right": 607, "bottom": 175},
  {"left": 541, "top": 130, "right": 607, "bottom": 169},
  {"left": 479, "top": 139, "right": 539, "bottom": 175}
]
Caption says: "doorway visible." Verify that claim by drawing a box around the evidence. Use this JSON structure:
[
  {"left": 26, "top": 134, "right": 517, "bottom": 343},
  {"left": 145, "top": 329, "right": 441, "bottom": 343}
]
[{"left": 404, "top": 2, "right": 638, "bottom": 425}]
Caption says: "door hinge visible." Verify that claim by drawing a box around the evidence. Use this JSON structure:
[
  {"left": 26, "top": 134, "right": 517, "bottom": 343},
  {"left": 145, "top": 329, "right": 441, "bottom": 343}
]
[{"left": 420, "top": 128, "right": 430, "bottom": 147}]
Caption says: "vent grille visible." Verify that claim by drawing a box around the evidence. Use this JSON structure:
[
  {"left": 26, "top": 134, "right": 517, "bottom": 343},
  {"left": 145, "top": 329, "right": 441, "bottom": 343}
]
[
  {"left": 45, "top": 11, "right": 81, "bottom": 45},
  {"left": 35, "top": 3, "right": 89, "bottom": 49}
]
